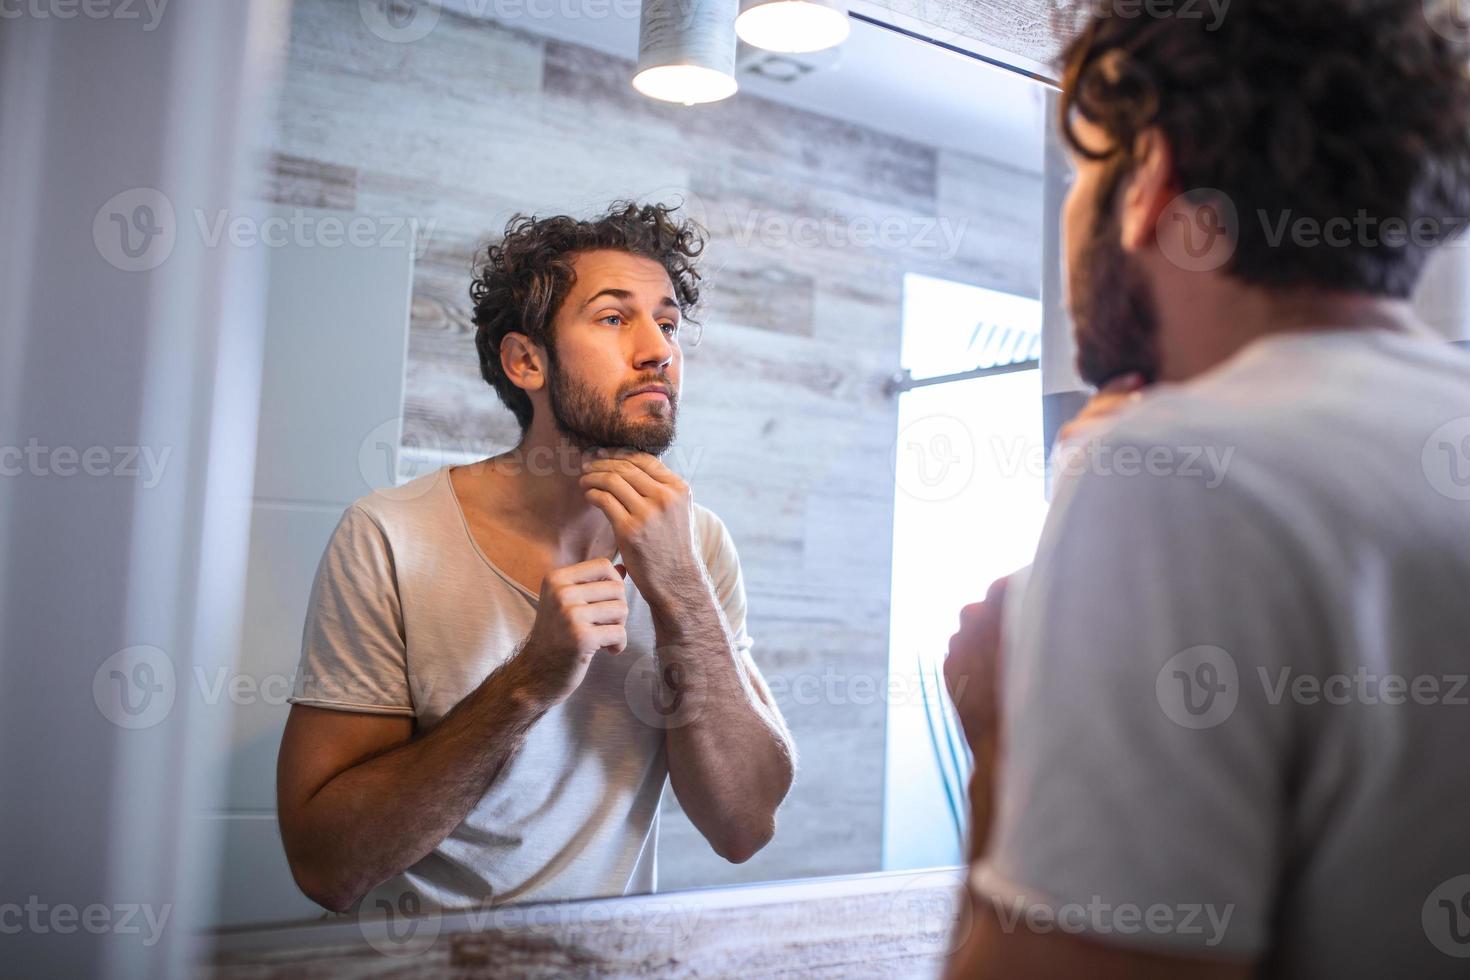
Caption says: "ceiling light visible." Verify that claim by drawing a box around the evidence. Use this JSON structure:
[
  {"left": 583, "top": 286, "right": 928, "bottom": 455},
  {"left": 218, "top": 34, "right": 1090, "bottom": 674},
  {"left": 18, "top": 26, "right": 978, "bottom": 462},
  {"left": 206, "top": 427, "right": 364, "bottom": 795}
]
[
  {"left": 633, "top": 0, "right": 740, "bottom": 106},
  {"left": 735, "top": 0, "right": 850, "bottom": 55}
]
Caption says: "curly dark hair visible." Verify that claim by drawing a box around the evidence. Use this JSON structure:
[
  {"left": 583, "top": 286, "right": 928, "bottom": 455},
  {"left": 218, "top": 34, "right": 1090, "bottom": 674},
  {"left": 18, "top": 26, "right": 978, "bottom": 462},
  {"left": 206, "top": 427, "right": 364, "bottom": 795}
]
[
  {"left": 469, "top": 200, "right": 706, "bottom": 433},
  {"left": 1054, "top": 0, "right": 1470, "bottom": 297}
]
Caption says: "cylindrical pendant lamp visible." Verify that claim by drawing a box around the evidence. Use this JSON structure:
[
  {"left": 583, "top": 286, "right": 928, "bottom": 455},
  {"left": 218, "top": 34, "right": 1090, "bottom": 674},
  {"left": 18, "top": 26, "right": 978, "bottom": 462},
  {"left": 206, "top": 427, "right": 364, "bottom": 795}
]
[
  {"left": 633, "top": 0, "right": 740, "bottom": 106},
  {"left": 735, "top": 0, "right": 849, "bottom": 55}
]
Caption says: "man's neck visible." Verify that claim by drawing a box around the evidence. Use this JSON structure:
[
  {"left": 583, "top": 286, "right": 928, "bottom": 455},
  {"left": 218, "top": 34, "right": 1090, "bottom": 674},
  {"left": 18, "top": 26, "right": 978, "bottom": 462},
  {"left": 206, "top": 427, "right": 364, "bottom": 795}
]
[
  {"left": 1153, "top": 279, "right": 1418, "bottom": 382},
  {"left": 460, "top": 432, "right": 617, "bottom": 561}
]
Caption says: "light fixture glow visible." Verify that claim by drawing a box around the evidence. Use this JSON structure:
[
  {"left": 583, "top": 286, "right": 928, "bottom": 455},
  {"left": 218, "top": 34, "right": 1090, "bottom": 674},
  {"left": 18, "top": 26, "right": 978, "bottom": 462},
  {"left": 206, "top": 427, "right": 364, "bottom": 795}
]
[
  {"left": 634, "top": 0, "right": 740, "bottom": 106},
  {"left": 735, "top": 0, "right": 849, "bottom": 55},
  {"left": 632, "top": 64, "right": 740, "bottom": 106}
]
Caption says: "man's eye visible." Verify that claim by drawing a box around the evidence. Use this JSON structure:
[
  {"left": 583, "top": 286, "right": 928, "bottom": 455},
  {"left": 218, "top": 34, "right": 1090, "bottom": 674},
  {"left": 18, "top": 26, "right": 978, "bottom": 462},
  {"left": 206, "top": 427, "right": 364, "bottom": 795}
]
[
  {"left": 601, "top": 314, "right": 623, "bottom": 326},
  {"left": 661, "top": 322, "right": 679, "bottom": 337}
]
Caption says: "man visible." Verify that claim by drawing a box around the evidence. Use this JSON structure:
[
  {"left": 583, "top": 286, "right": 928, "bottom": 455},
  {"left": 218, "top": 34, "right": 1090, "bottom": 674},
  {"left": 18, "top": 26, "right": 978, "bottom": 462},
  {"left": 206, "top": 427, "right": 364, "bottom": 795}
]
[
  {"left": 277, "top": 201, "right": 795, "bottom": 915},
  {"left": 945, "top": 2, "right": 1470, "bottom": 978}
]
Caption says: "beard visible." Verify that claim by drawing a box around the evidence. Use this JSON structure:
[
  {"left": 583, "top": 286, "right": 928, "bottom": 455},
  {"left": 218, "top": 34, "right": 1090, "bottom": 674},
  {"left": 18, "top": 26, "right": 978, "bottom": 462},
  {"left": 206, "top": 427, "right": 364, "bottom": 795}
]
[
  {"left": 544, "top": 346, "right": 679, "bottom": 456},
  {"left": 1069, "top": 171, "right": 1161, "bottom": 388}
]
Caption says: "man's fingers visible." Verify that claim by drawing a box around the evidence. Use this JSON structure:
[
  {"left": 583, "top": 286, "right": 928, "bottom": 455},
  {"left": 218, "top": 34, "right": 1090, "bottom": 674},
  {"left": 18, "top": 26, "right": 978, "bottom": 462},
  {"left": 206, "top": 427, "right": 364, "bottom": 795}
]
[
  {"left": 557, "top": 579, "right": 626, "bottom": 607},
  {"left": 595, "top": 624, "right": 628, "bottom": 654},
  {"left": 943, "top": 648, "right": 979, "bottom": 704},
  {"left": 1100, "top": 371, "right": 1146, "bottom": 394},
  {"left": 1057, "top": 377, "right": 1149, "bottom": 444},
  {"left": 956, "top": 576, "right": 1011, "bottom": 635},
  {"left": 1076, "top": 392, "right": 1131, "bottom": 421},
  {"left": 583, "top": 486, "right": 633, "bottom": 527},
  {"left": 946, "top": 633, "right": 967, "bottom": 662},
  {"left": 580, "top": 471, "right": 648, "bottom": 517},
  {"left": 583, "top": 457, "right": 665, "bottom": 497},
  {"left": 594, "top": 448, "right": 681, "bottom": 487},
  {"left": 548, "top": 558, "right": 621, "bottom": 586},
  {"left": 958, "top": 600, "right": 995, "bottom": 632},
  {"left": 575, "top": 597, "right": 629, "bottom": 626}
]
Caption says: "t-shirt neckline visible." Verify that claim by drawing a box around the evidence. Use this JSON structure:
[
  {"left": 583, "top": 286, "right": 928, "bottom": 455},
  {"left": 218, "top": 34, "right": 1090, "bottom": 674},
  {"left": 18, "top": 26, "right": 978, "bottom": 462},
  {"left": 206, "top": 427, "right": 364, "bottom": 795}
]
[{"left": 441, "top": 465, "right": 623, "bottom": 604}]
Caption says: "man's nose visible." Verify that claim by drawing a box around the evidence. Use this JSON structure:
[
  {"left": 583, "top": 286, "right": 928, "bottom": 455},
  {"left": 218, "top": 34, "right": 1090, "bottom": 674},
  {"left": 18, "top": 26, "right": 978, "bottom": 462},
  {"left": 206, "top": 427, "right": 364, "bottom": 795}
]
[{"left": 633, "top": 315, "right": 674, "bottom": 371}]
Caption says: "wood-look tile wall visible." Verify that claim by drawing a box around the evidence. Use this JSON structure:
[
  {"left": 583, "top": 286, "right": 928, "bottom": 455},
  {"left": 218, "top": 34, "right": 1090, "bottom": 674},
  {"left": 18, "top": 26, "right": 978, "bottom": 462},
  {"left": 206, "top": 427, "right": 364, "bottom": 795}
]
[{"left": 264, "top": 0, "right": 1042, "bottom": 891}]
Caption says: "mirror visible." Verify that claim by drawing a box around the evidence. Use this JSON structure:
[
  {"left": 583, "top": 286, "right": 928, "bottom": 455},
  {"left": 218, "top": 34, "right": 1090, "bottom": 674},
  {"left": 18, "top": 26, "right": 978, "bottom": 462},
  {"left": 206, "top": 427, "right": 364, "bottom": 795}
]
[{"left": 210, "top": 0, "right": 1050, "bottom": 931}]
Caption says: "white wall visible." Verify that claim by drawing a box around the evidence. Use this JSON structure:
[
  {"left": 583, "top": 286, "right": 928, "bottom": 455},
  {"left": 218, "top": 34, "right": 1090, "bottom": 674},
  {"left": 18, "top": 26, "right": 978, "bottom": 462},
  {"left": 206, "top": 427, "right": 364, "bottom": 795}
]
[
  {"left": 1415, "top": 242, "right": 1470, "bottom": 345},
  {"left": 0, "top": 3, "right": 287, "bottom": 976},
  {"left": 207, "top": 207, "right": 416, "bottom": 928}
]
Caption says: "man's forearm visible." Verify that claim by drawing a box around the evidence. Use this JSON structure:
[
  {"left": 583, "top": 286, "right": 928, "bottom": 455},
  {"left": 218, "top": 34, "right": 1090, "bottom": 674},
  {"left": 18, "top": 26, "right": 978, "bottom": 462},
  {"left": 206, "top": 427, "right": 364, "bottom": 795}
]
[
  {"left": 652, "top": 575, "right": 795, "bottom": 862},
  {"left": 291, "top": 652, "right": 550, "bottom": 911},
  {"left": 966, "top": 735, "right": 1000, "bottom": 866}
]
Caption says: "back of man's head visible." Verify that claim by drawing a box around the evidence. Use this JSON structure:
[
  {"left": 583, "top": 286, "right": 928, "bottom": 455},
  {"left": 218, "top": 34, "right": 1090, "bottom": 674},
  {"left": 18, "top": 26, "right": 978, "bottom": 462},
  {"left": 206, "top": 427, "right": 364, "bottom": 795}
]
[{"left": 1056, "top": 0, "right": 1470, "bottom": 299}]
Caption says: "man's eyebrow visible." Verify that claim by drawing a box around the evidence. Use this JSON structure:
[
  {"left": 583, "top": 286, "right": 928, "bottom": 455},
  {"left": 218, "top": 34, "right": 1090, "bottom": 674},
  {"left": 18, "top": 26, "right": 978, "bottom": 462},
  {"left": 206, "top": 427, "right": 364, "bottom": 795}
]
[{"left": 581, "top": 288, "right": 680, "bottom": 314}]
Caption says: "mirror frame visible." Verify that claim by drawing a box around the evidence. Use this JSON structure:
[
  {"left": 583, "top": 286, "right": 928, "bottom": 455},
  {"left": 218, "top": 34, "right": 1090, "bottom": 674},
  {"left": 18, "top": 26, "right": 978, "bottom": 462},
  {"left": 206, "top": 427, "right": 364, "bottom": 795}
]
[{"left": 199, "top": 3, "right": 1070, "bottom": 963}]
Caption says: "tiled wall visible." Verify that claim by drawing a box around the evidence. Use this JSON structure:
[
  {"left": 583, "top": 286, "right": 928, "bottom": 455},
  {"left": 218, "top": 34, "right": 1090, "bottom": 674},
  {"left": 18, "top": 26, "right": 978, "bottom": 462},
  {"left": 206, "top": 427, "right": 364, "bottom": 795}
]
[
  {"left": 257, "top": 0, "right": 1043, "bottom": 898},
  {"left": 216, "top": 207, "right": 416, "bottom": 926}
]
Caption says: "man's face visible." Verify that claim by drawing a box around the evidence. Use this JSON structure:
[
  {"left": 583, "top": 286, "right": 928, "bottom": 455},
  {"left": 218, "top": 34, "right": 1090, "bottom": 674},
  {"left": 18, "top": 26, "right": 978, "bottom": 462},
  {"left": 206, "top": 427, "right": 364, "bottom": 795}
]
[
  {"left": 1061, "top": 114, "right": 1161, "bottom": 387},
  {"left": 543, "top": 249, "right": 683, "bottom": 456}
]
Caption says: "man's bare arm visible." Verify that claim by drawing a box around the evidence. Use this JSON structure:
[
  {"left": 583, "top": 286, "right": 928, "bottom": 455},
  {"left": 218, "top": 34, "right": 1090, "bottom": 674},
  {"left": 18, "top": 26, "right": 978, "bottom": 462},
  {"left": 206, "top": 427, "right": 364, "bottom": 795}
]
[
  {"left": 278, "top": 559, "right": 629, "bottom": 912},
  {"left": 942, "top": 570, "right": 1253, "bottom": 979},
  {"left": 579, "top": 449, "right": 795, "bottom": 863},
  {"left": 277, "top": 653, "right": 548, "bottom": 912},
  {"left": 651, "top": 571, "right": 796, "bottom": 864}
]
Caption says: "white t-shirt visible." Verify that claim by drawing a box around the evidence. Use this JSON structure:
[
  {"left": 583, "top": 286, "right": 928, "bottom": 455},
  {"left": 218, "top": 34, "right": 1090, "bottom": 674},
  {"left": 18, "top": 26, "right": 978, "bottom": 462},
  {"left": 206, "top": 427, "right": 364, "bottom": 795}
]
[
  {"left": 288, "top": 465, "right": 754, "bottom": 912},
  {"left": 974, "top": 324, "right": 1470, "bottom": 978}
]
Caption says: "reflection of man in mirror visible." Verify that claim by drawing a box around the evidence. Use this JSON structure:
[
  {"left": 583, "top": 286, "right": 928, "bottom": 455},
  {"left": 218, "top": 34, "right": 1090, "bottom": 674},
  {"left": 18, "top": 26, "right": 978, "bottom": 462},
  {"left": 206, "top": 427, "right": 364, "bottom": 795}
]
[
  {"left": 276, "top": 201, "right": 795, "bottom": 916},
  {"left": 944, "top": 2, "right": 1470, "bottom": 979}
]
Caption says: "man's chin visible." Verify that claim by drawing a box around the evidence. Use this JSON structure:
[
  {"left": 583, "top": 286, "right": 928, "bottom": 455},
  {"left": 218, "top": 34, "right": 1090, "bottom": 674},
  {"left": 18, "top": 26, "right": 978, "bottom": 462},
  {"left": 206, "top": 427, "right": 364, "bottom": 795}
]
[
  {"left": 618, "top": 406, "right": 674, "bottom": 450},
  {"left": 626, "top": 427, "right": 675, "bottom": 457}
]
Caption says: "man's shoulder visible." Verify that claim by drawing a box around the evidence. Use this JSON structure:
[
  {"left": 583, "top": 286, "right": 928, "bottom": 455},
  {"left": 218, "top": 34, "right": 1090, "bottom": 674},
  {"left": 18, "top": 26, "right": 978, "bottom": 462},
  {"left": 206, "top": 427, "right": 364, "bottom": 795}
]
[
  {"left": 690, "top": 501, "right": 740, "bottom": 567},
  {"left": 1077, "top": 332, "right": 1410, "bottom": 448},
  {"left": 690, "top": 499, "right": 726, "bottom": 532},
  {"left": 345, "top": 466, "right": 453, "bottom": 538},
  {"left": 1053, "top": 329, "right": 1470, "bottom": 544},
  {"left": 691, "top": 499, "right": 730, "bottom": 541},
  {"left": 1121, "top": 326, "right": 1470, "bottom": 444},
  {"left": 1045, "top": 383, "right": 1292, "bottom": 552}
]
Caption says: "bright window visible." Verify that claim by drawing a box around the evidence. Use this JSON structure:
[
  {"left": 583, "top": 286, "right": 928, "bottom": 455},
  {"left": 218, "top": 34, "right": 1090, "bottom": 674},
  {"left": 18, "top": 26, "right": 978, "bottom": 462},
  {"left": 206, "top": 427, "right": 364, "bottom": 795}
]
[{"left": 882, "top": 274, "right": 1049, "bottom": 869}]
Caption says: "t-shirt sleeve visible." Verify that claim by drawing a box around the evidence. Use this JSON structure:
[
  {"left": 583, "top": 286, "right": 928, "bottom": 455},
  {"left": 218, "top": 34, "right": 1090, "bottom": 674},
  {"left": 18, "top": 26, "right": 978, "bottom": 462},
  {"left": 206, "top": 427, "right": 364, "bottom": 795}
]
[
  {"left": 289, "top": 502, "right": 415, "bottom": 716},
  {"left": 696, "top": 506, "right": 754, "bottom": 657},
  {"left": 972, "top": 436, "right": 1313, "bottom": 961}
]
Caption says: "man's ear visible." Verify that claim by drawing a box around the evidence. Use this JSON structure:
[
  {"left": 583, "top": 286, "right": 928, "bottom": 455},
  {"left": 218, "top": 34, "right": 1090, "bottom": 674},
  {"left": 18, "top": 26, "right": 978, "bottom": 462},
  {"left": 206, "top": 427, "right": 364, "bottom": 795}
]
[
  {"left": 499, "top": 332, "right": 547, "bottom": 393},
  {"left": 1118, "top": 126, "right": 1177, "bottom": 253}
]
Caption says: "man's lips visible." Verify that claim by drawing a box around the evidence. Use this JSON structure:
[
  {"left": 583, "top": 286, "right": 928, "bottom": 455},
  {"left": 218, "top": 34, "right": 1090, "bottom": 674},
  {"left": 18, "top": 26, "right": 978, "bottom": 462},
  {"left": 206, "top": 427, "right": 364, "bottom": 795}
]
[{"left": 625, "top": 385, "right": 671, "bottom": 403}]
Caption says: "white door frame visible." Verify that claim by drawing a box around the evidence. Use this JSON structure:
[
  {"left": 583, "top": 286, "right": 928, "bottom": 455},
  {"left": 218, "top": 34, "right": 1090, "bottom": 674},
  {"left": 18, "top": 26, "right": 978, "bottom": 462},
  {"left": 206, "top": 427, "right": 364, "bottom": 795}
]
[{"left": 0, "top": 3, "right": 287, "bottom": 976}]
